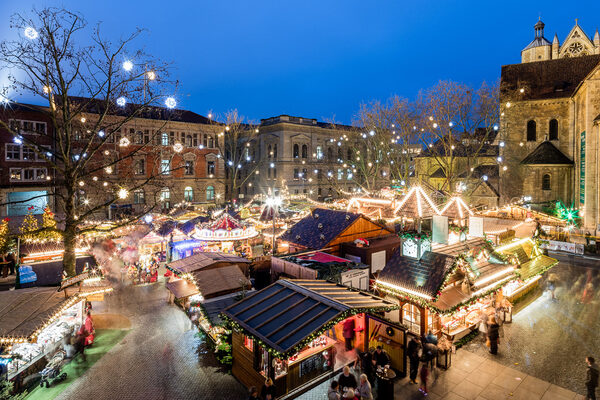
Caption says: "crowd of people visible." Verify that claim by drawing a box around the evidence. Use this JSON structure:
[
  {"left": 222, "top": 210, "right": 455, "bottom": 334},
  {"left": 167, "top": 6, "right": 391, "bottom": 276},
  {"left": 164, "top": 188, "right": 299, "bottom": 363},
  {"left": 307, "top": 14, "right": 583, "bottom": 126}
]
[{"left": 125, "top": 259, "right": 159, "bottom": 284}]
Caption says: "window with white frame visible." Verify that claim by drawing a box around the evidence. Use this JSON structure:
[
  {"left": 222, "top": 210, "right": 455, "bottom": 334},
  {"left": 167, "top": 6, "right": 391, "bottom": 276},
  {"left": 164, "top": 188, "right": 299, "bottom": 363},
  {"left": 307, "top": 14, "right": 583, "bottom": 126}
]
[
  {"left": 184, "top": 186, "right": 193, "bottom": 202},
  {"left": 5, "top": 145, "right": 46, "bottom": 162},
  {"left": 161, "top": 159, "right": 171, "bottom": 175},
  {"left": 184, "top": 160, "right": 194, "bottom": 175},
  {"left": 316, "top": 146, "right": 323, "bottom": 160},
  {"left": 10, "top": 168, "right": 47, "bottom": 182},
  {"left": 134, "top": 159, "right": 145, "bottom": 175},
  {"left": 206, "top": 186, "right": 215, "bottom": 201},
  {"left": 9, "top": 119, "right": 47, "bottom": 135},
  {"left": 161, "top": 132, "right": 169, "bottom": 146}
]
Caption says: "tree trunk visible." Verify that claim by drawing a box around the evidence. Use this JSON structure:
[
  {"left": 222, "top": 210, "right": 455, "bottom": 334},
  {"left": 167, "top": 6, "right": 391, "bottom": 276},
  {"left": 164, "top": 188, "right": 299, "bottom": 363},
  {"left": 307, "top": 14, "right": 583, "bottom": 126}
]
[{"left": 63, "top": 225, "right": 77, "bottom": 277}]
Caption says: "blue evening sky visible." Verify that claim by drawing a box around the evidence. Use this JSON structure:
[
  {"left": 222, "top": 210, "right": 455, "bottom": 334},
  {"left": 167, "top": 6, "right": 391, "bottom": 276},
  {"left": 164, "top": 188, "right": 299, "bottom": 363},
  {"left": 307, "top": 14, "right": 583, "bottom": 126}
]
[{"left": 1, "top": 0, "right": 599, "bottom": 124}]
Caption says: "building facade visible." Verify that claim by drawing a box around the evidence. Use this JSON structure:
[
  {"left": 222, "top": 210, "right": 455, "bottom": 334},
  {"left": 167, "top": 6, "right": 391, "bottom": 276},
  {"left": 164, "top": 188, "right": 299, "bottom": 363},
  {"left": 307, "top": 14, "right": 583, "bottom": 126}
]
[
  {"left": 0, "top": 103, "right": 224, "bottom": 218},
  {"left": 248, "top": 115, "right": 362, "bottom": 200},
  {"left": 500, "top": 19, "right": 600, "bottom": 231}
]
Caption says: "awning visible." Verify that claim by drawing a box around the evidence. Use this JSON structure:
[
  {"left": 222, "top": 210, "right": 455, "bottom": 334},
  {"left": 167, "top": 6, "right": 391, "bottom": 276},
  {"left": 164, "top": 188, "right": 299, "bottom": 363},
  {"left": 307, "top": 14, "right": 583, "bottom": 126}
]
[{"left": 516, "top": 255, "right": 558, "bottom": 280}]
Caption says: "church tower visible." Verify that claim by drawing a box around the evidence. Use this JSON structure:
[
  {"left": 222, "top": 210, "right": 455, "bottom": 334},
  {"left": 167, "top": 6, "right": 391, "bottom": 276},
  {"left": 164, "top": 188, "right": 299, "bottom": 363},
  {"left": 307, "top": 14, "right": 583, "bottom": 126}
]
[
  {"left": 552, "top": 34, "right": 560, "bottom": 58},
  {"left": 521, "top": 19, "right": 552, "bottom": 63}
]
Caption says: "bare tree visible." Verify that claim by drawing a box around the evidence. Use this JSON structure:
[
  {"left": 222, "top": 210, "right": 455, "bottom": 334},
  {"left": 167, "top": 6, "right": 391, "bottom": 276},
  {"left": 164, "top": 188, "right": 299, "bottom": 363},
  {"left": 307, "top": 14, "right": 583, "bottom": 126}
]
[
  {"left": 0, "top": 8, "right": 177, "bottom": 276},
  {"left": 353, "top": 96, "right": 421, "bottom": 192},
  {"left": 416, "top": 80, "right": 499, "bottom": 196},
  {"left": 213, "top": 110, "right": 261, "bottom": 203}
]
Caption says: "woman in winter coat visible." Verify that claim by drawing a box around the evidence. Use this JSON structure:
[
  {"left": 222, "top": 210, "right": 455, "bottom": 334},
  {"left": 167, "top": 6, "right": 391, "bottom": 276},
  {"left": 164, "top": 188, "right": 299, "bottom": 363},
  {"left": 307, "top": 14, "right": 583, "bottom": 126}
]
[{"left": 487, "top": 315, "right": 500, "bottom": 355}]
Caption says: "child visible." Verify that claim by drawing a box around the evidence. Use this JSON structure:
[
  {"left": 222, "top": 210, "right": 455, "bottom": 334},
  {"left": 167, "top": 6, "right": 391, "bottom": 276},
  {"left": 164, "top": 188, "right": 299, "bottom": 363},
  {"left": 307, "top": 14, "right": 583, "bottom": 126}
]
[{"left": 419, "top": 363, "right": 430, "bottom": 395}]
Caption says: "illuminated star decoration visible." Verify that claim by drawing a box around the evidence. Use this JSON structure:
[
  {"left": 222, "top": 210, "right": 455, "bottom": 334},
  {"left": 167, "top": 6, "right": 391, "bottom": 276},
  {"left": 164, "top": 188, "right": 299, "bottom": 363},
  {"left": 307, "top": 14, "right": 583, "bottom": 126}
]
[{"left": 554, "top": 201, "right": 580, "bottom": 224}]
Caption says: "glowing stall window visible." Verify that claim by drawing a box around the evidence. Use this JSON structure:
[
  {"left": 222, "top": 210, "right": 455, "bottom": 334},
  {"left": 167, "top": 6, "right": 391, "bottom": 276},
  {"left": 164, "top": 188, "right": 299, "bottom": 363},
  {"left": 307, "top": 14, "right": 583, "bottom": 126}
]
[
  {"left": 243, "top": 335, "right": 253, "bottom": 351},
  {"left": 402, "top": 303, "right": 421, "bottom": 335}
]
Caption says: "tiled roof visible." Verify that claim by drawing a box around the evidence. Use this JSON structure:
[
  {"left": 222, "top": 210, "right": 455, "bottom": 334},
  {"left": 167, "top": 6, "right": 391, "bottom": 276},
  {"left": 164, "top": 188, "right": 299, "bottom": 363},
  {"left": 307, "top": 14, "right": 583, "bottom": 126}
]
[
  {"left": 523, "top": 36, "right": 552, "bottom": 50},
  {"left": 279, "top": 208, "right": 362, "bottom": 250},
  {"left": 521, "top": 141, "right": 573, "bottom": 165},
  {"left": 223, "top": 279, "right": 394, "bottom": 355},
  {"left": 192, "top": 265, "right": 250, "bottom": 299},
  {"left": 501, "top": 55, "right": 600, "bottom": 100},
  {"left": 377, "top": 250, "right": 456, "bottom": 298}
]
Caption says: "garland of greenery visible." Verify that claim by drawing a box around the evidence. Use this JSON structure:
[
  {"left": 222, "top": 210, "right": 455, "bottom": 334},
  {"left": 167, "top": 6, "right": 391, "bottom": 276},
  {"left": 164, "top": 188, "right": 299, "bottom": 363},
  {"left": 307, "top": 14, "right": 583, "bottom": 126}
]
[
  {"left": 448, "top": 225, "right": 468, "bottom": 234},
  {"left": 221, "top": 305, "right": 397, "bottom": 358},
  {"left": 399, "top": 231, "right": 430, "bottom": 240}
]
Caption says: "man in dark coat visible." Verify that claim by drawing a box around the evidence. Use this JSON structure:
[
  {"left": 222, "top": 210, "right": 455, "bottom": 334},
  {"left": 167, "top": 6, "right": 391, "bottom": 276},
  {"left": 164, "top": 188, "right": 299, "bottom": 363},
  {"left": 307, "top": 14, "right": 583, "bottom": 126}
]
[
  {"left": 407, "top": 337, "right": 421, "bottom": 384},
  {"left": 586, "top": 356, "right": 599, "bottom": 400},
  {"left": 372, "top": 346, "right": 390, "bottom": 369}
]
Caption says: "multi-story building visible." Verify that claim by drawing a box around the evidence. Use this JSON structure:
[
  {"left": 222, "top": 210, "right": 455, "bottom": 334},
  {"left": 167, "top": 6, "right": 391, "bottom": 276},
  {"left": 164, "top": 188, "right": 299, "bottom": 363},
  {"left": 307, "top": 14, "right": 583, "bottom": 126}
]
[
  {"left": 499, "top": 19, "right": 600, "bottom": 231},
  {"left": 0, "top": 104, "right": 55, "bottom": 216},
  {"left": 248, "top": 115, "right": 360, "bottom": 200},
  {"left": 0, "top": 102, "right": 224, "bottom": 218}
]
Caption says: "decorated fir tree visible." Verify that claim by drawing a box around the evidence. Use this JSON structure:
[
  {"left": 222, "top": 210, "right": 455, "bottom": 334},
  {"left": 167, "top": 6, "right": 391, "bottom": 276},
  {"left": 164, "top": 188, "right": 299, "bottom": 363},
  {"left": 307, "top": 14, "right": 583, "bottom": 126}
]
[
  {"left": 0, "top": 218, "right": 10, "bottom": 254},
  {"left": 19, "top": 207, "right": 39, "bottom": 243},
  {"left": 40, "top": 207, "right": 61, "bottom": 242}
]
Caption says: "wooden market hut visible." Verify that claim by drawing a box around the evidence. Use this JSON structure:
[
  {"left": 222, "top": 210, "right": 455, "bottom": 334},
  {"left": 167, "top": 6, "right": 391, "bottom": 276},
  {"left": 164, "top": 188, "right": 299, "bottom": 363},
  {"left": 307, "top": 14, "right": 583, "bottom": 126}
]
[
  {"left": 394, "top": 186, "right": 440, "bottom": 218},
  {"left": 439, "top": 196, "right": 474, "bottom": 222},
  {"left": 167, "top": 251, "right": 252, "bottom": 276},
  {"left": 278, "top": 208, "right": 392, "bottom": 256},
  {"left": 223, "top": 279, "right": 402, "bottom": 398},
  {"left": 376, "top": 238, "right": 516, "bottom": 338}
]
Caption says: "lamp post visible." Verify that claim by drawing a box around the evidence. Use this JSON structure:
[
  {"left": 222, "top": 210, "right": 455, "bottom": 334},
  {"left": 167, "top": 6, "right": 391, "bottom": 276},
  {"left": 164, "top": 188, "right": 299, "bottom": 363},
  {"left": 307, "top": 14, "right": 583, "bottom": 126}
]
[{"left": 266, "top": 196, "right": 282, "bottom": 255}]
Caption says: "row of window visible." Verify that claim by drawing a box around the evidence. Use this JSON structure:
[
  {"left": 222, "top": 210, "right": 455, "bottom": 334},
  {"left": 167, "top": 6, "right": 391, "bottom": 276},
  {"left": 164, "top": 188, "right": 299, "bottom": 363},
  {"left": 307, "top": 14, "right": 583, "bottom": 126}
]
[
  {"left": 291, "top": 144, "right": 351, "bottom": 161},
  {"left": 131, "top": 186, "right": 216, "bottom": 204},
  {"left": 292, "top": 168, "right": 354, "bottom": 180},
  {"left": 526, "top": 119, "right": 558, "bottom": 142},
  {"left": 5, "top": 144, "right": 48, "bottom": 162},
  {"left": 156, "top": 159, "right": 216, "bottom": 176},
  {"left": 9, "top": 119, "right": 47, "bottom": 135},
  {"left": 10, "top": 168, "right": 47, "bottom": 182}
]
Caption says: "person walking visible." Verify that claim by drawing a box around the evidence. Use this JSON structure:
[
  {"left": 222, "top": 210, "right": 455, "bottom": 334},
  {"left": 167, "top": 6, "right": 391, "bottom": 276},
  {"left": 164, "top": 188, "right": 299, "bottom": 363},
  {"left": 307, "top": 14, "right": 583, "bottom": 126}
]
[
  {"left": 407, "top": 337, "right": 421, "bottom": 384},
  {"left": 586, "top": 356, "right": 599, "bottom": 400},
  {"left": 487, "top": 315, "right": 500, "bottom": 355},
  {"left": 419, "top": 362, "right": 430, "bottom": 395},
  {"left": 343, "top": 318, "right": 356, "bottom": 351},
  {"left": 247, "top": 386, "right": 260, "bottom": 400},
  {"left": 357, "top": 374, "right": 373, "bottom": 400},
  {"left": 328, "top": 380, "right": 341, "bottom": 400}
]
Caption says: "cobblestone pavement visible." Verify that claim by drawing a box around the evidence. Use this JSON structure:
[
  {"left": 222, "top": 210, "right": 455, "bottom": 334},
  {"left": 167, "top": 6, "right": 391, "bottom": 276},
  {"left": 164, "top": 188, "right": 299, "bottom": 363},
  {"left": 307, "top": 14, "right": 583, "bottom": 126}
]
[
  {"left": 299, "top": 350, "right": 585, "bottom": 400},
  {"left": 464, "top": 254, "right": 600, "bottom": 396},
  {"left": 55, "top": 274, "right": 247, "bottom": 400}
]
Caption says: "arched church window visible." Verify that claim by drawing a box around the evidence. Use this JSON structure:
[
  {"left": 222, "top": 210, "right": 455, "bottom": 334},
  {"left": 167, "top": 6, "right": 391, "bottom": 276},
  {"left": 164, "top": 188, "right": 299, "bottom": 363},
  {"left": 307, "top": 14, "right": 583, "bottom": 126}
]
[
  {"left": 542, "top": 174, "right": 551, "bottom": 191},
  {"left": 293, "top": 144, "right": 299, "bottom": 158},
  {"left": 527, "top": 120, "right": 536, "bottom": 142},
  {"left": 549, "top": 119, "right": 558, "bottom": 141}
]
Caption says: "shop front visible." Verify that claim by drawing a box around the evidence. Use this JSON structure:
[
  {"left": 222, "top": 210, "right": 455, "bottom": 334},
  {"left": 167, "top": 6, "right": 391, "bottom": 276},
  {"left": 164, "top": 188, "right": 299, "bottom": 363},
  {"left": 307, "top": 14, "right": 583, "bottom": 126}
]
[{"left": 223, "top": 279, "right": 398, "bottom": 398}]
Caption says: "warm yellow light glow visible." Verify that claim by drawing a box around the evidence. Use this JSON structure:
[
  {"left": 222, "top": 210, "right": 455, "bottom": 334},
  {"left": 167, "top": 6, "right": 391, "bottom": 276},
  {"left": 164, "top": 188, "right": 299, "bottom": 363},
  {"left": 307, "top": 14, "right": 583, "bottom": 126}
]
[
  {"left": 376, "top": 280, "right": 433, "bottom": 300},
  {"left": 118, "top": 188, "right": 129, "bottom": 199},
  {"left": 473, "top": 267, "right": 515, "bottom": 287}
]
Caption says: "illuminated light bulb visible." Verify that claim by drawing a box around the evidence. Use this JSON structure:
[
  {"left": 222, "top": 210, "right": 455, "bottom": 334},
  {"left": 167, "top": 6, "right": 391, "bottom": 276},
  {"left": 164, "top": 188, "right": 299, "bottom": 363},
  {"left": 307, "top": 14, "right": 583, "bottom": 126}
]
[
  {"left": 451, "top": 145, "right": 455, "bottom": 150},
  {"left": 198, "top": 144, "right": 204, "bottom": 149},
  {"left": 98, "top": 130, "right": 105, "bottom": 137},
  {"left": 519, "top": 142, "right": 524, "bottom": 147},
  {"left": 147, "top": 71, "right": 156, "bottom": 80},
  {"left": 225, "top": 126, "right": 230, "bottom": 131},
  {"left": 519, "top": 88, "right": 524, "bottom": 93},
  {"left": 255, "top": 128, "right": 259, "bottom": 133},
  {"left": 103, "top": 182, "right": 108, "bottom": 186},
  {"left": 13, "top": 136, "right": 23, "bottom": 144},
  {"left": 46, "top": 176, "right": 51, "bottom": 181},
  {"left": 104, "top": 150, "right": 110, "bottom": 156},
  {"left": 24, "top": 27, "right": 38, "bottom": 40},
  {"left": 497, "top": 156, "right": 503, "bottom": 162},
  {"left": 429, "top": 143, "right": 433, "bottom": 147},
  {"left": 117, "top": 188, "right": 129, "bottom": 199},
  {"left": 122, "top": 60, "right": 134, "bottom": 71},
  {"left": 80, "top": 117, "right": 86, "bottom": 123},
  {"left": 499, "top": 141, "right": 505, "bottom": 147},
  {"left": 43, "top": 86, "right": 51, "bottom": 94},
  {"left": 449, "top": 122, "right": 454, "bottom": 127},
  {"left": 83, "top": 199, "right": 89, "bottom": 205},
  {"left": 173, "top": 142, "right": 183, "bottom": 152},
  {"left": 165, "top": 97, "right": 176, "bottom": 109},
  {"left": 46, "top": 152, "right": 52, "bottom": 157},
  {"left": 105, "top": 166, "right": 113, "bottom": 174},
  {"left": 369, "top": 130, "right": 375, "bottom": 136},
  {"left": 482, "top": 175, "right": 488, "bottom": 181},
  {"left": 433, "top": 123, "right": 438, "bottom": 128},
  {"left": 503, "top": 166, "right": 508, "bottom": 171},
  {"left": 506, "top": 102, "right": 511, "bottom": 108},
  {"left": 116, "top": 97, "right": 127, "bottom": 107},
  {"left": 92, "top": 176, "right": 98, "bottom": 181},
  {"left": 78, "top": 181, "right": 85, "bottom": 187},
  {"left": 207, "top": 113, "right": 212, "bottom": 119},
  {"left": 270, "top": 163, "right": 275, "bottom": 168},
  {"left": 119, "top": 137, "right": 130, "bottom": 147}
]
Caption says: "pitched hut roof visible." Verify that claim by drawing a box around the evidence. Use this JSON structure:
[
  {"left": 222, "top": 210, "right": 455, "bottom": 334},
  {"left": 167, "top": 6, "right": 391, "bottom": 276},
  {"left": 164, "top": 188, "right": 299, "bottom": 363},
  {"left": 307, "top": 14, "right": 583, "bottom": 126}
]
[
  {"left": 439, "top": 197, "right": 474, "bottom": 219},
  {"left": 394, "top": 187, "right": 440, "bottom": 218},
  {"left": 167, "top": 252, "right": 250, "bottom": 274},
  {"left": 223, "top": 279, "right": 396, "bottom": 355},
  {"left": 279, "top": 208, "right": 362, "bottom": 250}
]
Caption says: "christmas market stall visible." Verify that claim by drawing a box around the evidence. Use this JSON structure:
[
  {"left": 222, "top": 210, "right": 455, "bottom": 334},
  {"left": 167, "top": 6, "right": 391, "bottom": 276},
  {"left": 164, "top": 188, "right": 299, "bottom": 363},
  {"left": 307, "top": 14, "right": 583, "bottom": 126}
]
[
  {"left": 222, "top": 279, "right": 400, "bottom": 399},
  {"left": 278, "top": 208, "right": 392, "bottom": 256},
  {"left": 375, "top": 237, "right": 559, "bottom": 339},
  {"left": 271, "top": 251, "right": 370, "bottom": 290},
  {"left": 0, "top": 282, "right": 112, "bottom": 382},
  {"left": 439, "top": 196, "right": 474, "bottom": 226},
  {"left": 340, "top": 235, "right": 401, "bottom": 276},
  {"left": 191, "top": 213, "right": 259, "bottom": 256}
]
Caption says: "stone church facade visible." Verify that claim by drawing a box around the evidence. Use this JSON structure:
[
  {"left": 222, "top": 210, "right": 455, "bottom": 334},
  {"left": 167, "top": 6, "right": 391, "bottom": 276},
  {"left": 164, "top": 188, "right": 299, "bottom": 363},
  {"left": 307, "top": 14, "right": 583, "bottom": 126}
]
[{"left": 500, "top": 19, "right": 600, "bottom": 231}]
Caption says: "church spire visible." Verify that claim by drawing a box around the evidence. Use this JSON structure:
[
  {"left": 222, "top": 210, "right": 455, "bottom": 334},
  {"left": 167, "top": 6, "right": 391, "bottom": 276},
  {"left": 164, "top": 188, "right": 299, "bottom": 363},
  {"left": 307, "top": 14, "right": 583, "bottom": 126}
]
[
  {"left": 534, "top": 18, "right": 545, "bottom": 38},
  {"left": 594, "top": 29, "right": 600, "bottom": 45}
]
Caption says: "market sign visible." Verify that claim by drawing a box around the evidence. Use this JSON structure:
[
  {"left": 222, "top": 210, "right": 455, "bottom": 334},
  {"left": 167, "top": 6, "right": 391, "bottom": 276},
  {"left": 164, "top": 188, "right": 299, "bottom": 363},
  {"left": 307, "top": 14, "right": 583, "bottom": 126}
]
[
  {"left": 580, "top": 131, "right": 585, "bottom": 205},
  {"left": 59, "top": 271, "right": 90, "bottom": 291}
]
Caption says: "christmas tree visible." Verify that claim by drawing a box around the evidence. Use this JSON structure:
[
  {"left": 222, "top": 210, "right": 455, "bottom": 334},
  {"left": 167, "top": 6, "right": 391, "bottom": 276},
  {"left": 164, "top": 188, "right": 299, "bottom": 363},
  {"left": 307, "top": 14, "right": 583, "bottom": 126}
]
[
  {"left": 20, "top": 207, "right": 39, "bottom": 243},
  {"left": 40, "top": 207, "right": 61, "bottom": 241},
  {"left": 0, "top": 218, "right": 10, "bottom": 254}
]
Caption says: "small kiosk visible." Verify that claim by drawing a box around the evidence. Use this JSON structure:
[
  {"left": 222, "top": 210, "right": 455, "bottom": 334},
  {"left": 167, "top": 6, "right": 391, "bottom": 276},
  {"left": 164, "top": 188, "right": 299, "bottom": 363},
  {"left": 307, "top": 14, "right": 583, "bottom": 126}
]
[{"left": 223, "top": 279, "right": 401, "bottom": 398}]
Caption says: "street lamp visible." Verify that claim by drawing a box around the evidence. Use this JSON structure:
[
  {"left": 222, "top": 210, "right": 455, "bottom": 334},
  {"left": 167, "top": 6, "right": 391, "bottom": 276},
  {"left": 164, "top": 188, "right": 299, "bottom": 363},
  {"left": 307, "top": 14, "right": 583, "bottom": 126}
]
[{"left": 265, "top": 196, "right": 282, "bottom": 255}]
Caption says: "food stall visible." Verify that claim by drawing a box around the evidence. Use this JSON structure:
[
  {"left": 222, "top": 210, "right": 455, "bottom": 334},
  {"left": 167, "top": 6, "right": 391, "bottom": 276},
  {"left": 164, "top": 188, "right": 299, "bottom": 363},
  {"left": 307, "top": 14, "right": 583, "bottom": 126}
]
[
  {"left": 376, "top": 236, "right": 558, "bottom": 340},
  {"left": 223, "top": 279, "right": 398, "bottom": 398},
  {"left": 0, "top": 281, "right": 111, "bottom": 382}
]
